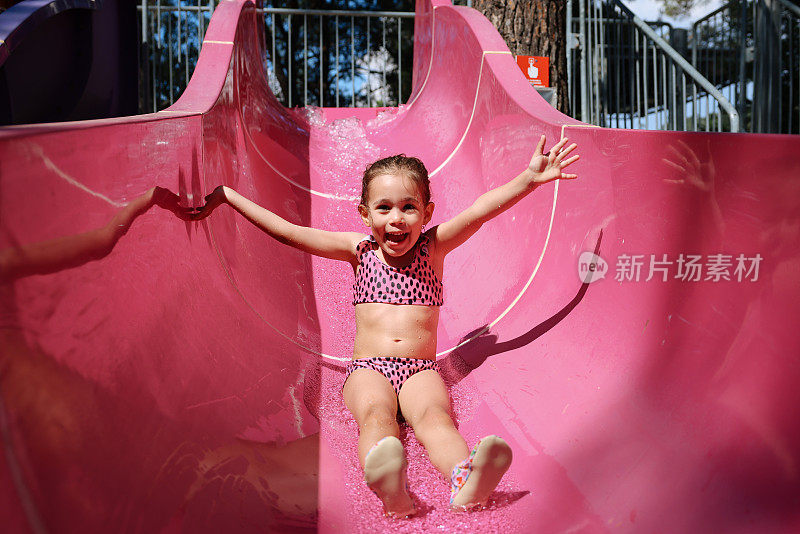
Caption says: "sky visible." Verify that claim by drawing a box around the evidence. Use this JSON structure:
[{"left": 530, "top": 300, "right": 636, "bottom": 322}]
[{"left": 623, "top": 0, "right": 724, "bottom": 28}]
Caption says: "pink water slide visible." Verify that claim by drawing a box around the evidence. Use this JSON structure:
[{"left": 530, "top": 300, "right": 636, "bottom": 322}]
[{"left": 2, "top": 0, "right": 799, "bottom": 532}]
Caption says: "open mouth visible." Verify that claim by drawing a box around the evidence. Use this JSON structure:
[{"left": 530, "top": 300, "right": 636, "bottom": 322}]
[{"left": 385, "top": 232, "right": 408, "bottom": 244}]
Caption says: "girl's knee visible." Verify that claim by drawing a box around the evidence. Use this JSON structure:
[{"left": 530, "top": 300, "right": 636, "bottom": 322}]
[
  {"left": 362, "top": 405, "right": 397, "bottom": 430},
  {"left": 415, "top": 406, "right": 454, "bottom": 430}
]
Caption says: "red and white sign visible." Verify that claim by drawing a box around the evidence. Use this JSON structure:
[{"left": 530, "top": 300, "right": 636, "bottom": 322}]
[{"left": 516, "top": 55, "right": 549, "bottom": 87}]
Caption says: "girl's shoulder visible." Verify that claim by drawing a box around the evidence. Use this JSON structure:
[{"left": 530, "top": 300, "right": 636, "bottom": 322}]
[
  {"left": 423, "top": 226, "right": 439, "bottom": 251},
  {"left": 355, "top": 234, "right": 375, "bottom": 255},
  {"left": 423, "top": 226, "right": 446, "bottom": 268}
]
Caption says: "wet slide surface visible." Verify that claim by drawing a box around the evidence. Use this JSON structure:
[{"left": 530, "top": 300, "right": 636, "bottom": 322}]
[{"left": 2, "top": 0, "right": 800, "bottom": 532}]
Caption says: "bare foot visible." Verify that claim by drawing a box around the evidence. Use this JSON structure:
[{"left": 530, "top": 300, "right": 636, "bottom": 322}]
[
  {"left": 451, "top": 435, "right": 512, "bottom": 511},
  {"left": 363, "top": 437, "right": 416, "bottom": 519}
]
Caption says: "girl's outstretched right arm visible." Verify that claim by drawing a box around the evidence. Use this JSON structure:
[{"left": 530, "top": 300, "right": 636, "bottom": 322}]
[{"left": 192, "top": 185, "right": 362, "bottom": 263}]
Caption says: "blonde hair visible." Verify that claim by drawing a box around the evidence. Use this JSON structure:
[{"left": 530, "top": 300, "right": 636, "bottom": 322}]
[{"left": 360, "top": 155, "right": 431, "bottom": 206}]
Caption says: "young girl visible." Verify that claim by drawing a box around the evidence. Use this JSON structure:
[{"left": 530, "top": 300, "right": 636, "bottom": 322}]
[{"left": 192, "top": 134, "right": 579, "bottom": 517}]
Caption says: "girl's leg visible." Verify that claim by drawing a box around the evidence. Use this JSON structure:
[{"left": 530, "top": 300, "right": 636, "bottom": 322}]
[
  {"left": 398, "top": 370, "right": 511, "bottom": 509},
  {"left": 343, "top": 367, "right": 415, "bottom": 517},
  {"left": 397, "top": 369, "right": 468, "bottom": 477},
  {"left": 342, "top": 368, "right": 400, "bottom": 465}
]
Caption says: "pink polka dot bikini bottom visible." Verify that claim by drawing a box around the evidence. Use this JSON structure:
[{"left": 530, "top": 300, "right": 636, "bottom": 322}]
[{"left": 345, "top": 356, "right": 440, "bottom": 395}]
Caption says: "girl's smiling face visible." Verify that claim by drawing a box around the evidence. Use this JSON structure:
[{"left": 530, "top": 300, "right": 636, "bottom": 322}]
[{"left": 358, "top": 172, "right": 434, "bottom": 261}]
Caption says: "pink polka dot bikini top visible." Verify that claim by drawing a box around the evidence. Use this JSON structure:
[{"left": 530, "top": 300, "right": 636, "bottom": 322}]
[{"left": 352, "top": 233, "right": 443, "bottom": 306}]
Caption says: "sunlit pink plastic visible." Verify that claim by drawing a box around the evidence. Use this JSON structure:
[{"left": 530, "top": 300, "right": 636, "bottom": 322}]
[{"left": 2, "top": 0, "right": 800, "bottom": 532}]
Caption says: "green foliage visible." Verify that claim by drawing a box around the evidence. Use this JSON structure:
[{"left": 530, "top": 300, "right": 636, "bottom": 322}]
[{"left": 637, "top": 0, "right": 711, "bottom": 19}]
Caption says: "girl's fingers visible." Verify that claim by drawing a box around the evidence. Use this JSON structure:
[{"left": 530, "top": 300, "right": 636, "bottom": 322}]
[
  {"left": 561, "top": 173, "right": 578, "bottom": 180},
  {"left": 554, "top": 143, "right": 578, "bottom": 163},
  {"left": 533, "top": 134, "right": 546, "bottom": 156},
  {"left": 551, "top": 137, "right": 569, "bottom": 154},
  {"left": 560, "top": 154, "right": 580, "bottom": 167}
]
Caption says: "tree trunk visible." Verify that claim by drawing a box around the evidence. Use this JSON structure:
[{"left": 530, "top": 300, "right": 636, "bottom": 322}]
[{"left": 472, "top": 0, "right": 570, "bottom": 115}]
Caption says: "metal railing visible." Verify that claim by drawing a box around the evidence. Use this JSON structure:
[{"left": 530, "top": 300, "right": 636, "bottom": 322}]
[
  {"left": 137, "top": 0, "right": 794, "bottom": 133},
  {"left": 693, "top": 0, "right": 800, "bottom": 133},
  {"left": 136, "top": 1, "right": 415, "bottom": 113},
  {"left": 567, "top": 0, "right": 740, "bottom": 132},
  {"left": 137, "top": 0, "right": 215, "bottom": 113},
  {"left": 262, "top": 8, "right": 414, "bottom": 108}
]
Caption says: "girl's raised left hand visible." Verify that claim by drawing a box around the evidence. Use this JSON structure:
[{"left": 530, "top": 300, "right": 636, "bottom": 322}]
[{"left": 527, "top": 134, "right": 580, "bottom": 185}]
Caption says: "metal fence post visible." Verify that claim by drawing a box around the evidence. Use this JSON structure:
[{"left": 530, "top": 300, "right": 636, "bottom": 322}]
[
  {"left": 754, "top": 0, "right": 781, "bottom": 132},
  {"left": 579, "top": 0, "right": 588, "bottom": 122}
]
